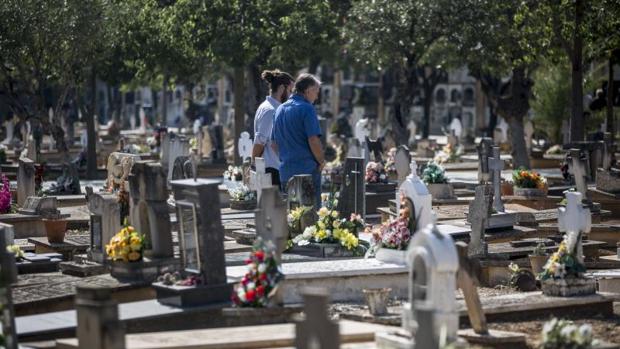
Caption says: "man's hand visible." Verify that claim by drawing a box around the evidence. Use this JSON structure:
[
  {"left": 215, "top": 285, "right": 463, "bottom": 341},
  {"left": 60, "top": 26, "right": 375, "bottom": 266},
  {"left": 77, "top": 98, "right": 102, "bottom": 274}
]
[{"left": 318, "top": 160, "right": 326, "bottom": 172}]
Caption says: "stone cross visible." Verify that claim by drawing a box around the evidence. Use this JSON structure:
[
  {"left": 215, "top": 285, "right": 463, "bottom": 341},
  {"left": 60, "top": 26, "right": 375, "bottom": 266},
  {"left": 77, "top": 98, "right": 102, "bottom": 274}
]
[
  {"left": 558, "top": 191, "right": 591, "bottom": 265},
  {"left": 17, "top": 157, "right": 35, "bottom": 207},
  {"left": 0, "top": 231, "right": 17, "bottom": 349},
  {"left": 477, "top": 138, "right": 493, "bottom": 184},
  {"left": 354, "top": 117, "right": 370, "bottom": 146},
  {"left": 75, "top": 285, "right": 125, "bottom": 349},
  {"left": 394, "top": 145, "right": 412, "bottom": 186},
  {"left": 294, "top": 288, "right": 340, "bottom": 349},
  {"left": 569, "top": 149, "right": 589, "bottom": 200},
  {"left": 238, "top": 131, "right": 253, "bottom": 162},
  {"left": 397, "top": 159, "right": 433, "bottom": 232},
  {"left": 336, "top": 157, "right": 365, "bottom": 220},
  {"left": 249, "top": 157, "right": 272, "bottom": 202},
  {"left": 467, "top": 185, "right": 493, "bottom": 257},
  {"left": 255, "top": 187, "right": 288, "bottom": 262},
  {"left": 488, "top": 146, "right": 505, "bottom": 212}
]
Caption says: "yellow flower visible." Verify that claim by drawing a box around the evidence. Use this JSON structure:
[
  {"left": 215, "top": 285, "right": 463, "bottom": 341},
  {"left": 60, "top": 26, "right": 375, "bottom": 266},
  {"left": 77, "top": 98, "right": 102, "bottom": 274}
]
[
  {"left": 333, "top": 220, "right": 341, "bottom": 229},
  {"left": 318, "top": 221, "right": 326, "bottom": 229},
  {"left": 318, "top": 207, "right": 329, "bottom": 218},
  {"left": 127, "top": 251, "right": 141, "bottom": 262},
  {"left": 315, "top": 229, "right": 327, "bottom": 241},
  {"left": 331, "top": 210, "right": 339, "bottom": 218}
]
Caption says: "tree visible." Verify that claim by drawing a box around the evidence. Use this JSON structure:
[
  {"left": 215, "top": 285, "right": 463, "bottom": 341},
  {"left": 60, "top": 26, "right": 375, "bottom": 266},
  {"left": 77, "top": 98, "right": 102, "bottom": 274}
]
[{"left": 532, "top": 60, "right": 572, "bottom": 144}]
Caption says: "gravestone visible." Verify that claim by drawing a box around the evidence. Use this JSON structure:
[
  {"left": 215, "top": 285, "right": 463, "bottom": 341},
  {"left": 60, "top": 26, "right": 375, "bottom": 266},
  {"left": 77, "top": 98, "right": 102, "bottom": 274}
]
[
  {"left": 398, "top": 220, "right": 459, "bottom": 348},
  {"left": 75, "top": 285, "right": 125, "bottom": 349},
  {"left": 249, "top": 157, "right": 272, "bottom": 202},
  {"left": 17, "top": 196, "right": 66, "bottom": 219},
  {"left": 294, "top": 288, "right": 340, "bottom": 349},
  {"left": 394, "top": 145, "right": 411, "bottom": 186},
  {"left": 524, "top": 120, "right": 534, "bottom": 154},
  {"left": 166, "top": 136, "right": 191, "bottom": 184},
  {"left": 286, "top": 175, "right": 316, "bottom": 210},
  {"left": 255, "top": 187, "right": 288, "bottom": 262},
  {"left": 449, "top": 118, "right": 463, "bottom": 139},
  {"left": 200, "top": 126, "right": 213, "bottom": 159},
  {"left": 488, "top": 146, "right": 505, "bottom": 212},
  {"left": 160, "top": 133, "right": 171, "bottom": 168},
  {"left": 0, "top": 232, "right": 17, "bottom": 349},
  {"left": 171, "top": 155, "right": 191, "bottom": 181},
  {"left": 336, "top": 157, "right": 365, "bottom": 220},
  {"left": 346, "top": 138, "right": 362, "bottom": 158},
  {"left": 365, "top": 136, "right": 383, "bottom": 163},
  {"left": 407, "top": 119, "right": 417, "bottom": 146},
  {"left": 2, "top": 119, "right": 14, "bottom": 146},
  {"left": 477, "top": 137, "right": 493, "bottom": 184},
  {"left": 468, "top": 185, "right": 493, "bottom": 257},
  {"left": 17, "top": 157, "right": 35, "bottom": 207},
  {"left": 396, "top": 160, "right": 433, "bottom": 232},
  {"left": 569, "top": 149, "right": 590, "bottom": 202},
  {"left": 354, "top": 118, "right": 370, "bottom": 146},
  {"left": 105, "top": 152, "right": 140, "bottom": 191},
  {"left": 238, "top": 131, "right": 252, "bottom": 163},
  {"left": 0, "top": 223, "right": 14, "bottom": 246},
  {"left": 154, "top": 178, "right": 232, "bottom": 306},
  {"left": 85, "top": 187, "right": 122, "bottom": 263},
  {"left": 558, "top": 191, "right": 591, "bottom": 266},
  {"left": 495, "top": 117, "right": 509, "bottom": 144},
  {"left": 128, "top": 161, "right": 173, "bottom": 259}
]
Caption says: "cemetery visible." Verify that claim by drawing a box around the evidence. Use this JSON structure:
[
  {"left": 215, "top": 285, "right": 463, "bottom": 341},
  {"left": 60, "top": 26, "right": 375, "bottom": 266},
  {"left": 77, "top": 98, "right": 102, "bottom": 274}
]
[{"left": 1, "top": 1, "right": 620, "bottom": 348}]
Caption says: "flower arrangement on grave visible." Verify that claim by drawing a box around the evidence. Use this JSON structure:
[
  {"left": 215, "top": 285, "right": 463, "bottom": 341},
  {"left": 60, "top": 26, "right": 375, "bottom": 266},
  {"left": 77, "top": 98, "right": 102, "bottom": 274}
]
[
  {"left": 367, "top": 194, "right": 413, "bottom": 258},
  {"left": 433, "top": 143, "right": 462, "bottom": 164},
  {"left": 6, "top": 244, "right": 24, "bottom": 260},
  {"left": 189, "top": 137, "right": 198, "bottom": 150},
  {"left": 157, "top": 271, "right": 202, "bottom": 286},
  {"left": 539, "top": 236, "right": 586, "bottom": 281},
  {"left": 384, "top": 147, "right": 397, "bottom": 177},
  {"left": 232, "top": 238, "right": 283, "bottom": 307},
  {"left": 365, "top": 161, "right": 388, "bottom": 184},
  {"left": 512, "top": 168, "right": 547, "bottom": 190},
  {"left": 228, "top": 184, "right": 256, "bottom": 202},
  {"left": 287, "top": 205, "right": 315, "bottom": 239},
  {"left": 541, "top": 318, "right": 596, "bottom": 349},
  {"left": 223, "top": 165, "right": 243, "bottom": 181},
  {"left": 0, "top": 174, "right": 11, "bottom": 214},
  {"left": 422, "top": 162, "right": 448, "bottom": 184},
  {"left": 105, "top": 224, "right": 145, "bottom": 263}
]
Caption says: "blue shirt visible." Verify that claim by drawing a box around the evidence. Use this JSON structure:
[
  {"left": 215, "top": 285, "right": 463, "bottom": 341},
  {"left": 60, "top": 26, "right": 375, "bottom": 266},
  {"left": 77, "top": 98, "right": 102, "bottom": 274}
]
[
  {"left": 272, "top": 94, "right": 322, "bottom": 175},
  {"left": 253, "top": 96, "right": 281, "bottom": 169}
]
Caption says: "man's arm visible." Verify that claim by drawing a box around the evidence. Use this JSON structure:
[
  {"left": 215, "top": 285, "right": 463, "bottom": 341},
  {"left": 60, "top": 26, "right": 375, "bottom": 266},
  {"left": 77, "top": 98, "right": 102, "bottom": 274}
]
[
  {"left": 251, "top": 144, "right": 264, "bottom": 163},
  {"left": 308, "top": 136, "right": 325, "bottom": 170}
]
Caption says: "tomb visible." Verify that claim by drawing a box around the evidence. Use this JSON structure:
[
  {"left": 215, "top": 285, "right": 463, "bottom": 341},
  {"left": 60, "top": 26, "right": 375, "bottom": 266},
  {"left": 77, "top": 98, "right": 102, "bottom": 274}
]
[
  {"left": 195, "top": 125, "right": 228, "bottom": 177},
  {"left": 153, "top": 178, "right": 233, "bottom": 307},
  {"left": 592, "top": 133, "right": 620, "bottom": 216},
  {"left": 396, "top": 160, "right": 433, "bottom": 232},
  {"left": 294, "top": 288, "right": 340, "bottom": 349},
  {"left": 336, "top": 157, "right": 365, "bottom": 220},
  {"left": 17, "top": 157, "right": 35, "bottom": 207},
  {"left": 0, "top": 196, "right": 69, "bottom": 239}
]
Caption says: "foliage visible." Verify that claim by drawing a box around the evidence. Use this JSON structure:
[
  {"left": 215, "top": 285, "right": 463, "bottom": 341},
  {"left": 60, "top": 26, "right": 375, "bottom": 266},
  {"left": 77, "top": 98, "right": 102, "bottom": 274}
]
[
  {"left": 287, "top": 205, "right": 315, "bottom": 241},
  {"left": 532, "top": 60, "right": 572, "bottom": 144},
  {"left": 105, "top": 224, "right": 145, "bottom": 262},
  {"left": 512, "top": 168, "right": 546, "bottom": 189},
  {"left": 6, "top": 244, "right": 24, "bottom": 259},
  {"left": 541, "top": 318, "right": 596, "bottom": 349},
  {"left": 0, "top": 174, "right": 11, "bottom": 214},
  {"left": 531, "top": 242, "right": 548, "bottom": 257},
  {"left": 539, "top": 238, "right": 586, "bottom": 281},
  {"left": 232, "top": 237, "right": 283, "bottom": 308},
  {"left": 422, "top": 162, "right": 448, "bottom": 184}
]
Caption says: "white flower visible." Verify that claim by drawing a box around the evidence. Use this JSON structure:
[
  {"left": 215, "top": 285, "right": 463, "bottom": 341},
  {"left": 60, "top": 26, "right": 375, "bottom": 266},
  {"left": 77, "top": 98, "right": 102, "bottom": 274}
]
[
  {"left": 560, "top": 324, "right": 577, "bottom": 339},
  {"left": 333, "top": 199, "right": 339, "bottom": 206},
  {"left": 258, "top": 263, "right": 266, "bottom": 273},
  {"left": 237, "top": 289, "right": 247, "bottom": 302},
  {"left": 246, "top": 282, "right": 255, "bottom": 290},
  {"left": 302, "top": 226, "right": 316, "bottom": 239},
  {"left": 298, "top": 240, "right": 310, "bottom": 246}
]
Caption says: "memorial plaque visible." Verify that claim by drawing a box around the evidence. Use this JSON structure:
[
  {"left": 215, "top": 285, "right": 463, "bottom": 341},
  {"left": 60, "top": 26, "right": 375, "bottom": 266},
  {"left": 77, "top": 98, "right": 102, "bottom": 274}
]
[
  {"left": 177, "top": 200, "right": 201, "bottom": 273},
  {"left": 90, "top": 214, "right": 103, "bottom": 250}
]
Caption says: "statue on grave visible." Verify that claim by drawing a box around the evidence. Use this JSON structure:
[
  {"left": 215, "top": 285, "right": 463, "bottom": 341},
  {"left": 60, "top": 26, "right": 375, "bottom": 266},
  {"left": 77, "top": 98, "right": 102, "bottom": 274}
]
[{"left": 45, "top": 162, "right": 81, "bottom": 195}]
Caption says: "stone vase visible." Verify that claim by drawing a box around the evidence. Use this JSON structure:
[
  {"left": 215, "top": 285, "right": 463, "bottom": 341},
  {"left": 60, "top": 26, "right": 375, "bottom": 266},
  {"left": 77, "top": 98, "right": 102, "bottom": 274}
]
[
  {"left": 513, "top": 186, "right": 546, "bottom": 198},
  {"left": 363, "top": 288, "right": 392, "bottom": 316},
  {"left": 427, "top": 183, "right": 455, "bottom": 200},
  {"left": 528, "top": 255, "right": 549, "bottom": 275},
  {"left": 44, "top": 219, "right": 68, "bottom": 243},
  {"left": 375, "top": 248, "right": 407, "bottom": 265},
  {"left": 541, "top": 277, "right": 597, "bottom": 297},
  {"left": 230, "top": 199, "right": 256, "bottom": 211}
]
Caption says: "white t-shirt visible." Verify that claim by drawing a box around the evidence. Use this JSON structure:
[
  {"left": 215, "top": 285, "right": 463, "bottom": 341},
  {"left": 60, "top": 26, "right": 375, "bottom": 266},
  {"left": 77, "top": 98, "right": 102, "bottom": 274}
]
[{"left": 253, "top": 96, "right": 281, "bottom": 169}]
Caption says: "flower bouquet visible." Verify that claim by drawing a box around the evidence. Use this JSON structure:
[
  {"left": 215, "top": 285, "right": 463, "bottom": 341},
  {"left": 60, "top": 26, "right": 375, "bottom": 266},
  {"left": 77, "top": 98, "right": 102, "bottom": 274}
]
[
  {"left": 512, "top": 167, "right": 547, "bottom": 197},
  {"left": 541, "top": 318, "right": 597, "bottom": 349},
  {"left": 223, "top": 165, "right": 243, "bottom": 182},
  {"left": 433, "top": 143, "right": 463, "bottom": 164},
  {"left": 384, "top": 147, "right": 398, "bottom": 180},
  {"left": 0, "top": 174, "right": 11, "bottom": 214},
  {"left": 228, "top": 184, "right": 257, "bottom": 210},
  {"left": 365, "top": 161, "right": 388, "bottom": 184},
  {"left": 287, "top": 205, "right": 315, "bottom": 242},
  {"left": 539, "top": 234, "right": 595, "bottom": 296},
  {"left": 157, "top": 271, "right": 202, "bottom": 287},
  {"left": 6, "top": 244, "right": 24, "bottom": 260},
  {"left": 422, "top": 162, "right": 455, "bottom": 200},
  {"left": 106, "top": 225, "right": 145, "bottom": 263},
  {"left": 232, "top": 238, "right": 283, "bottom": 307}
]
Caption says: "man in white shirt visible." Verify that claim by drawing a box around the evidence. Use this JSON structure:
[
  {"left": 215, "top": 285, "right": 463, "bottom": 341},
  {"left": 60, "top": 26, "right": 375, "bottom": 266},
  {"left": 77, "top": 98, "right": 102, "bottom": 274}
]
[{"left": 252, "top": 69, "right": 294, "bottom": 186}]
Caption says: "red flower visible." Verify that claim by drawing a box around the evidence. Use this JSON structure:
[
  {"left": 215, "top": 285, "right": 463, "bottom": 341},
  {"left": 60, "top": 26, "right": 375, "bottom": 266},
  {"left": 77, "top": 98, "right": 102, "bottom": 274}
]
[
  {"left": 256, "top": 285, "right": 265, "bottom": 296},
  {"left": 244, "top": 258, "right": 252, "bottom": 264},
  {"left": 259, "top": 273, "right": 267, "bottom": 281},
  {"left": 254, "top": 250, "right": 265, "bottom": 261},
  {"left": 246, "top": 289, "right": 256, "bottom": 302}
]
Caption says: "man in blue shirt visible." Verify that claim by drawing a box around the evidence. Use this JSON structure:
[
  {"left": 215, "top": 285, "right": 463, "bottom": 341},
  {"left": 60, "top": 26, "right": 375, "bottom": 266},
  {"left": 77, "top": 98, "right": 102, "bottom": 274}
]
[{"left": 272, "top": 73, "right": 324, "bottom": 207}]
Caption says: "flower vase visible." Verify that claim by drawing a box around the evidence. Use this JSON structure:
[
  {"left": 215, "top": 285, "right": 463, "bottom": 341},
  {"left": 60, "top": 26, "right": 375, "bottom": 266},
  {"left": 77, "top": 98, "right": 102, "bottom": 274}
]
[
  {"left": 44, "top": 219, "right": 68, "bottom": 243},
  {"left": 363, "top": 288, "right": 392, "bottom": 316},
  {"left": 375, "top": 248, "right": 407, "bottom": 265},
  {"left": 528, "top": 255, "right": 549, "bottom": 275}
]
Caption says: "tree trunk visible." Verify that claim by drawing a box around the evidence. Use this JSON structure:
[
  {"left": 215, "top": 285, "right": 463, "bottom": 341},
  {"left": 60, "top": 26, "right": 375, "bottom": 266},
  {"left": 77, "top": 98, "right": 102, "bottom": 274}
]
[
  {"left": 245, "top": 64, "right": 265, "bottom": 137},
  {"left": 507, "top": 115, "right": 530, "bottom": 169},
  {"left": 607, "top": 55, "right": 615, "bottom": 144},
  {"left": 487, "top": 101, "right": 498, "bottom": 138},
  {"left": 162, "top": 75, "right": 168, "bottom": 126},
  {"left": 233, "top": 66, "right": 245, "bottom": 165},
  {"left": 390, "top": 67, "right": 411, "bottom": 146},
  {"left": 85, "top": 71, "right": 98, "bottom": 179},
  {"left": 422, "top": 96, "right": 432, "bottom": 139},
  {"left": 569, "top": 0, "right": 584, "bottom": 143}
]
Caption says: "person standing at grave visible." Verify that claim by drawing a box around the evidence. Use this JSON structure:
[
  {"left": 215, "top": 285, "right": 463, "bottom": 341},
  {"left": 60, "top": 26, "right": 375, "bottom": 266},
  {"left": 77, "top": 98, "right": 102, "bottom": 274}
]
[
  {"left": 252, "top": 69, "right": 295, "bottom": 186},
  {"left": 272, "top": 73, "right": 324, "bottom": 206}
]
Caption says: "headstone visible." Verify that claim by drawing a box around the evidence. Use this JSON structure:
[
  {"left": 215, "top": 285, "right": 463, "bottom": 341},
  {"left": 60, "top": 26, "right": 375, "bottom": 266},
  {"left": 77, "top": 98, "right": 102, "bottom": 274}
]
[
  {"left": 85, "top": 187, "right": 122, "bottom": 263},
  {"left": 394, "top": 146, "right": 412, "bottom": 186},
  {"left": 354, "top": 117, "right": 370, "bottom": 146},
  {"left": 167, "top": 136, "right": 191, "bottom": 184},
  {"left": 346, "top": 138, "right": 362, "bottom": 158},
  {"left": 238, "top": 131, "right": 252, "bottom": 162},
  {"left": 75, "top": 285, "right": 125, "bottom": 349},
  {"left": 160, "top": 133, "right": 171, "bottom": 168},
  {"left": 449, "top": 118, "right": 463, "bottom": 140},
  {"left": 0, "top": 223, "right": 14, "bottom": 246},
  {"left": 488, "top": 146, "right": 505, "bottom": 212},
  {"left": 407, "top": 119, "right": 417, "bottom": 145},
  {"left": 397, "top": 160, "right": 433, "bottom": 232},
  {"left": 365, "top": 136, "right": 383, "bottom": 163},
  {"left": 254, "top": 187, "right": 288, "bottom": 262},
  {"left": 467, "top": 185, "right": 493, "bottom": 257},
  {"left": 524, "top": 120, "right": 534, "bottom": 154},
  {"left": 2, "top": 119, "right": 14, "bottom": 145},
  {"left": 495, "top": 117, "right": 509, "bottom": 144},
  {"left": 249, "top": 157, "right": 272, "bottom": 202},
  {"left": 200, "top": 126, "right": 213, "bottom": 158},
  {"left": 477, "top": 138, "right": 493, "bottom": 184},
  {"left": 17, "top": 157, "right": 35, "bottom": 207},
  {"left": 558, "top": 191, "right": 591, "bottom": 265},
  {"left": 171, "top": 155, "right": 191, "bottom": 181},
  {"left": 128, "top": 161, "right": 173, "bottom": 259},
  {"left": 18, "top": 196, "right": 64, "bottom": 219},
  {"left": 403, "top": 219, "right": 459, "bottom": 346},
  {"left": 286, "top": 175, "right": 316, "bottom": 210},
  {"left": 336, "top": 157, "right": 365, "bottom": 220},
  {"left": 569, "top": 149, "right": 589, "bottom": 201},
  {"left": 294, "top": 288, "right": 340, "bottom": 349},
  {"left": 105, "top": 152, "right": 140, "bottom": 191},
  {"left": 0, "top": 232, "right": 17, "bottom": 349}
]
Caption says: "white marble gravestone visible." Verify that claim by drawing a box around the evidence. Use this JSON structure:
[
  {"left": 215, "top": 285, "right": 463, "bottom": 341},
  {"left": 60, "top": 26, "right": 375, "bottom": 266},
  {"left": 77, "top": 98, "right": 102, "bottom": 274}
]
[
  {"left": 403, "top": 218, "right": 459, "bottom": 345},
  {"left": 558, "top": 191, "right": 591, "bottom": 265},
  {"left": 249, "top": 157, "right": 272, "bottom": 202},
  {"left": 449, "top": 118, "right": 463, "bottom": 141},
  {"left": 354, "top": 118, "right": 370, "bottom": 146},
  {"left": 394, "top": 145, "right": 412, "bottom": 186},
  {"left": 407, "top": 119, "right": 417, "bottom": 145},
  {"left": 495, "top": 117, "right": 509, "bottom": 144},
  {"left": 397, "top": 160, "right": 433, "bottom": 231},
  {"left": 238, "top": 131, "right": 252, "bottom": 163}
]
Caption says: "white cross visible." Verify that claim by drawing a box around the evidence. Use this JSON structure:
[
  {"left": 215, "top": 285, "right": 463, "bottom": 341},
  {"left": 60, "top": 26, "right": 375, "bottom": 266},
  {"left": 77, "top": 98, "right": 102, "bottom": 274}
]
[
  {"left": 238, "top": 131, "right": 253, "bottom": 162},
  {"left": 249, "top": 157, "right": 272, "bottom": 202},
  {"left": 558, "top": 191, "right": 591, "bottom": 264},
  {"left": 409, "top": 160, "right": 418, "bottom": 179},
  {"left": 488, "top": 146, "right": 504, "bottom": 212}
]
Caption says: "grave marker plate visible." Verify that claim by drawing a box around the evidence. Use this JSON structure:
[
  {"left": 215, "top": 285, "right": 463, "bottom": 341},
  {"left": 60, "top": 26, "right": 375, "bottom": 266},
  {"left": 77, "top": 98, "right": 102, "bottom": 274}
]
[{"left": 177, "top": 201, "right": 200, "bottom": 273}]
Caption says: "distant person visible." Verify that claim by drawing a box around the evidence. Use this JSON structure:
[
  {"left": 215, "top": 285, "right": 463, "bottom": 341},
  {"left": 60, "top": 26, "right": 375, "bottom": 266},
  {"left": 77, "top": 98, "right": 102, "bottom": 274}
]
[
  {"left": 252, "top": 69, "right": 294, "bottom": 186},
  {"left": 271, "top": 73, "right": 324, "bottom": 207}
]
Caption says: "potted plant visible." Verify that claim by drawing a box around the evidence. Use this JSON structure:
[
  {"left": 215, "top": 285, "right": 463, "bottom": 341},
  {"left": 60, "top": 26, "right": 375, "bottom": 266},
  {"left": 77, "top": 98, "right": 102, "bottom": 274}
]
[
  {"left": 421, "top": 162, "right": 455, "bottom": 200},
  {"left": 529, "top": 242, "right": 549, "bottom": 275},
  {"left": 512, "top": 168, "right": 547, "bottom": 197},
  {"left": 368, "top": 197, "right": 412, "bottom": 264},
  {"left": 228, "top": 184, "right": 257, "bottom": 210}
]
